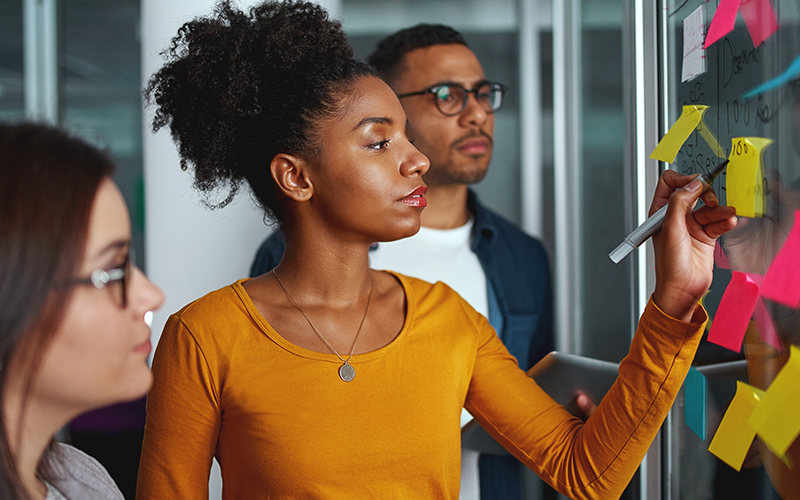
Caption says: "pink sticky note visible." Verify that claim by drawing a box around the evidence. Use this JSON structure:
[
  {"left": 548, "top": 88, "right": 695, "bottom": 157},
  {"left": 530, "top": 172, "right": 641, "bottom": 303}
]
[
  {"left": 705, "top": 0, "right": 742, "bottom": 49},
  {"left": 761, "top": 210, "right": 800, "bottom": 309},
  {"left": 708, "top": 271, "right": 761, "bottom": 352},
  {"left": 739, "top": 0, "right": 778, "bottom": 47},
  {"left": 715, "top": 241, "right": 731, "bottom": 269},
  {"left": 752, "top": 298, "right": 782, "bottom": 349}
]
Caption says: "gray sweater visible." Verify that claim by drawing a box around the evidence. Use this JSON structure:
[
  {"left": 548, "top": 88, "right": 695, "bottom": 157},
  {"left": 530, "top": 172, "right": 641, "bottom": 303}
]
[{"left": 43, "top": 443, "right": 124, "bottom": 500}]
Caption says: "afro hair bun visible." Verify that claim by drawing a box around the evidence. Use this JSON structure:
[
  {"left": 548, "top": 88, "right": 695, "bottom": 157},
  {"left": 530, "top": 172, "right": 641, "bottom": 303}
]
[{"left": 145, "top": 0, "right": 374, "bottom": 221}]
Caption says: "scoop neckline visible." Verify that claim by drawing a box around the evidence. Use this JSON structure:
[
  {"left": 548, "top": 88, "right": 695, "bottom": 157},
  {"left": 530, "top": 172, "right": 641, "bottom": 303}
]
[{"left": 233, "top": 270, "right": 415, "bottom": 363}]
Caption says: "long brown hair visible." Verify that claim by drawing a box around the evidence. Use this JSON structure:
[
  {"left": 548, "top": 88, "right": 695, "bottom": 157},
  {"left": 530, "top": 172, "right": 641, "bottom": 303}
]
[{"left": 0, "top": 122, "right": 115, "bottom": 498}]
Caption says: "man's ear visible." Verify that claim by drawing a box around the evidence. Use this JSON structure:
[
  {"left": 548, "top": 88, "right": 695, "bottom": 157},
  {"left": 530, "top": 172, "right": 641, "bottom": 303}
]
[{"left": 271, "top": 153, "right": 313, "bottom": 202}]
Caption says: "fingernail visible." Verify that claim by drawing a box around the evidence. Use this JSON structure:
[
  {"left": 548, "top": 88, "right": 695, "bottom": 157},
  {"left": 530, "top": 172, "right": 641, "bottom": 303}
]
[
  {"left": 707, "top": 191, "right": 718, "bottom": 204},
  {"left": 685, "top": 179, "right": 702, "bottom": 193}
]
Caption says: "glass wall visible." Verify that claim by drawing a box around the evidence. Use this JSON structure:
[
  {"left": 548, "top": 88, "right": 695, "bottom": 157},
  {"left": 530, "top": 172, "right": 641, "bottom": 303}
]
[
  {"left": 576, "top": 0, "right": 633, "bottom": 363},
  {"left": 0, "top": 0, "right": 25, "bottom": 120},
  {"left": 62, "top": 0, "right": 145, "bottom": 266},
  {"left": 662, "top": 0, "right": 799, "bottom": 498},
  {"left": 1, "top": 0, "right": 145, "bottom": 268}
]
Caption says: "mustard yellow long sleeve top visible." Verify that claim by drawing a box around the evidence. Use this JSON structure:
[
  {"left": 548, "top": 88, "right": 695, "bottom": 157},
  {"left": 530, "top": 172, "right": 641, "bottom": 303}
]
[{"left": 136, "top": 273, "right": 707, "bottom": 499}]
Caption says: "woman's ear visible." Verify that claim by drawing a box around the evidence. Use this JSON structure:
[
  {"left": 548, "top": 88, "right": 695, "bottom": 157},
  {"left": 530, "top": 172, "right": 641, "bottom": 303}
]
[{"left": 271, "top": 154, "right": 313, "bottom": 202}]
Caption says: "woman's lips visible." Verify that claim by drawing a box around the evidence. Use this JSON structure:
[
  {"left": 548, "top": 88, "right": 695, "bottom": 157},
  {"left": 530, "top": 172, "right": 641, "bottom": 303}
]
[
  {"left": 401, "top": 186, "right": 427, "bottom": 208},
  {"left": 133, "top": 338, "right": 152, "bottom": 355}
]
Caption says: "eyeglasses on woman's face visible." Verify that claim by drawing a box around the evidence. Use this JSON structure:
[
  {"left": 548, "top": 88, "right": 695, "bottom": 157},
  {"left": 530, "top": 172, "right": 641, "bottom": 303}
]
[
  {"left": 65, "top": 252, "right": 132, "bottom": 308},
  {"left": 396, "top": 81, "right": 508, "bottom": 117}
]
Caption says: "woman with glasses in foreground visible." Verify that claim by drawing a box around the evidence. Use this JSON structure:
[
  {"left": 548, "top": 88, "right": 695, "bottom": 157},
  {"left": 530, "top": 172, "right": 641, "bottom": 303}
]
[
  {"left": 0, "top": 123, "right": 164, "bottom": 499},
  {"left": 137, "top": 1, "right": 737, "bottom": 498}
]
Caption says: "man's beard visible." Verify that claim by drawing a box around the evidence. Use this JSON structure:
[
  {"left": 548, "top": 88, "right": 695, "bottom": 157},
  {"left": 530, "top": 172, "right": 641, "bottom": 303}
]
[{"left": 423, "top": 157, "right": 490, "bottom": 186}]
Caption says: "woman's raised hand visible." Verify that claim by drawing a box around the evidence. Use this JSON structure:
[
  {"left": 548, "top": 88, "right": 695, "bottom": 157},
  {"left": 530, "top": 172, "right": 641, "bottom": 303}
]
[{"left": 651, "top": 170, "right": 737, "bottom": 322}]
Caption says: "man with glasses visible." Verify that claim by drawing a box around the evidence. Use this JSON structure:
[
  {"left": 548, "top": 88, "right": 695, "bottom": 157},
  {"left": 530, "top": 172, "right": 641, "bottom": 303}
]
[{"left": 249, "top": 24, "right": 557, "bottom": 500}]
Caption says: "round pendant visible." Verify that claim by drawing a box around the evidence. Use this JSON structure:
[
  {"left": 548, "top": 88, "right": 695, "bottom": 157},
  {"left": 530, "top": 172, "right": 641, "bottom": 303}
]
[{"left": 339, "top": 363, "right": 355, "bottom": 382}]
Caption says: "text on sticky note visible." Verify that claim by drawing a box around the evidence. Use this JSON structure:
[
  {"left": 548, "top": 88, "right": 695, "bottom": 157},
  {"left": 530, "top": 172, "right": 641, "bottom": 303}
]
[
  {"left": 683, "top": 6, "right": 707, "bottom": 82},
  {"left": 726, "top": 137, "right": 772, "bottom": 218}
]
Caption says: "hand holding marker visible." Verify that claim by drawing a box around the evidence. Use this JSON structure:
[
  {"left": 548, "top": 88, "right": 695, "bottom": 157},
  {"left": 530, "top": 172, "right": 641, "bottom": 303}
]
[{"left": 609, "top": 160, "right": 729, "bottom": 264}]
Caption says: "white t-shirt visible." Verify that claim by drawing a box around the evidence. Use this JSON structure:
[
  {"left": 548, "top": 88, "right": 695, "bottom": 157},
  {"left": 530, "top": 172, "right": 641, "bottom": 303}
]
[
  {"left": 370, "top": 219, "right": 488, "bottom": 317},
  {"left": 369, "top": 219, "right": 486, "bottom": 500}
]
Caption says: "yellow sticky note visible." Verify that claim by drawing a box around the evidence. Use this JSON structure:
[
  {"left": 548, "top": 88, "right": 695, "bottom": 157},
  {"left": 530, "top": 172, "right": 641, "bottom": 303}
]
[
  {"left": 708, "top": 381, "right": 764, "bottom": 471},
  {"left": 726, "top": 137, "right": 772, "bottom": 218},
  {"left": 748, "top": 345, "right": 800, "bottom": 457},
  {"left": 650, "top": 105, "right": 725, "bottom": 163},
  {"left": 696, "top": 118, "right": 727, "bottom": 159},
  {"left": 650, "top": 105, "right": 704, "bottom": 163}
]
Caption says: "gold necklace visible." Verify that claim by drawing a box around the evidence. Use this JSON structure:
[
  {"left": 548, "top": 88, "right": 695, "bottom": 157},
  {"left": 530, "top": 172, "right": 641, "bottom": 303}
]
[{"left": 272, "top": 269, "right": 373, "bottom": 382}]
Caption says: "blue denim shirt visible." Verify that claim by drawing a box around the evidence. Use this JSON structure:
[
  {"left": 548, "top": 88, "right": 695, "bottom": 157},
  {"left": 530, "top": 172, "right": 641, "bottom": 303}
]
[
  {"left": 249, "top": 190, "right": 554, "bottom": 499},
  {"left": 466, "top": 191, "right": 553, "bottom": 371}
]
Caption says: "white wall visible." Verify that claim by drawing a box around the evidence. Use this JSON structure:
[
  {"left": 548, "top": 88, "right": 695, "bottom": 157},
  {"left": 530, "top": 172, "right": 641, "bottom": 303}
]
[
  {"left": 141, "top": 2, "right": 340, "bottom": 497},
  {"left": 141, "top": 0, "right": 267, "bottom": 349},
  {"left": 140, "top": 0, "right": 344, "bottom": 344}
]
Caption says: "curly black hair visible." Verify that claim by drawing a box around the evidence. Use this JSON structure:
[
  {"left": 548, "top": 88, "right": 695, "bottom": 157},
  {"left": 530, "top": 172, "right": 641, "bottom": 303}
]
[
  {"left": 366, "top": 24, "right": 467, "bottom": 85},
  {"left": 145, "top": 0, "right": 377, "bottom": 222}
]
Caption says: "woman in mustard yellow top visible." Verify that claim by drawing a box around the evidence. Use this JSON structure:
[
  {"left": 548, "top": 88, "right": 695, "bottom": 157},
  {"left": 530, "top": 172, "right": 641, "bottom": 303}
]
[{"left": 136, "top": 2, "right": 738, "bottom": 499}]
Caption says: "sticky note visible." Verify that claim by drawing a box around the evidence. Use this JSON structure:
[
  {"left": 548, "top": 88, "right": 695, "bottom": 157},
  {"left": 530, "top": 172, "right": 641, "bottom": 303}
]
[
  {"left": 705, "top": 0, "right": 778, "bottom": 49},
  {"left": 761, "top": 210, "right": 800, "bottom": 309},
  {"left": 748, "top": 346, "right": 800, "bottom": 456},
  {"left": 714, "top": 240, "right": 731, "bottom": 270},
  {"left": 700, "top": 290, "right": 713, "bottom": 333},
  {"left": 708, "top": 271, "right": 761, "bottom": 352},
  {"left": 708, "top": 381, "right": 765, "bottom": 471},
  {"left": 752, "top": 298, "right": 782, "bottom": 349},
  {"left": 739, "top": 0, "right": 778, "bottom": 47},
  {"left": 696, "top": 119, "right": 727, "bottom": 159},
  {"left": 683, "top": 6, "right": 707, "bottom": 82},
  {"left": 685, "top": 367, "right": 707, "bottom": 440},
  {"left": 726, "top": 137, "right": 772, "bottom": 218},
  {"left": 650, "top": 105, "right": 724, "bottom": 163},
  {"left": 743, "top": 53, "right": 800, "bottom": 99},
  {"left": 704, "top": 0, "right": 741, "bottom": 49}
]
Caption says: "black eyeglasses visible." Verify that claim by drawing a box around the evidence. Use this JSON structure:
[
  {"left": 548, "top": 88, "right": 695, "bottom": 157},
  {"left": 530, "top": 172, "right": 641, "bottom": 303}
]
[
  {"left": 65, "top": 252, "right": 131, "bottom": 308},
  {"left": 397, "top": 81, "right": 508, "bottom": 116}
]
